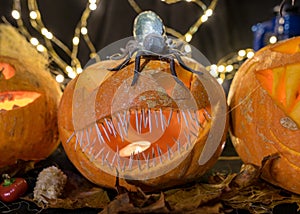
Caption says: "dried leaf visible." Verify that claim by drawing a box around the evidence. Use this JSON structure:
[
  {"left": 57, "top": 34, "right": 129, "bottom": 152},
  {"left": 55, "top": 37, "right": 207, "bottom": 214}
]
[
  {"left": 227, "top": 164, "right": 260, "bottom": 191},
  {"left": 164, "top": 183, "right": 223, "bottom": 211},
  {"left": 221, "top": 162, "right": 300, "bottom": 213},
  {"left": 184, "top": 203, "right": 224, "bottom": 214},
  {"left": 100, "top": 193, "right": 169, "bottom": 214},
  {"left": 46, "top": 187, "right": 110, "bottom": 209}
]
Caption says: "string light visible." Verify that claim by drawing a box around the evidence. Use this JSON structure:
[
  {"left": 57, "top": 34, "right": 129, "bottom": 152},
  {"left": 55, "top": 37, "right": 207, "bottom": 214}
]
[
  {"left": 81, "top": 27, "right": 88, "bottom": 35},
  {"left": 72, "top": 36, "right": 80, "bottom": 45},
  {"left": 11, "top": 10, "right": 20, "bottom": 19},
  {"left": 238, "top": 49, "right": 246, "bottom": 57},
  {"left": 76, "top": 67, "right": 83, "bottom": 74},
  {"left": 29, "top": 11, "right": 38, "bottom": 19},
  {"left": 205, "top": 9, "right": 213, "bottom": 17},
  {"left": 10, "top": 0, "right": 217, "bottom": 84},
  {"left": 89, "top": 3, "right": 97, "bottom": 10},
  {"left": 200, "top": 15, "right": 208, "bottom": 22},
  {"left": 185, "top": 33, "right": 193, "bottom": 42},
  {"left": 10, "top": 0, "right": 100, "bottom": 84},
  {"left": 55, "top": 74, "right": 65, "bottom": 83},
  {"left": 30, "top": 37, "right": 39, "bottom": 46},
  {"left": 269, "top": 36, "right": 277, "bottom": 44},
  {"left": 36, "top": 44, "right": 46, "bottom": 52},
  {"left": 206, "top": 48, "right": 255, "bottom": 84}
]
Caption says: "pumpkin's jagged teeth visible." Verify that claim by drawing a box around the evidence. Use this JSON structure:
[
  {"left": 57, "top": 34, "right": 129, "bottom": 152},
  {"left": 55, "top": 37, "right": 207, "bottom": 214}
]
[
  {"left": 82, "top": 128, "right": 91, "bottom": 152},
  {"left": 111, "top": 151, "right": 117, "bottom": 166},
  {"left": 120, "top": 160, "right": 125, "bottom": 172},
  {"left": 167, "top": 109, "right": 173, "bottom": 127},
  {"left": 117, "top": 121, "right": 124, "bottom": 142},
  {"left": 105, "top": 150, "right": 110, "bottom": 165},
  {"left": 174, "top": 138, "right": 181, "bottom": 154},
  {"left": 137, "top": 153, "right": 142, "bottom": 171},
  {"left": 116, "top": 153, "right": 122, "bottom": 171},
  {"left": 142, "top": 109, "right": 147, "bottom": 128},
  {"left": 135, "top": 109, "right": 140, "bottom": 134},
  {"left": 68, "top": 107, "right": 209, "bottom": 172},
  {"left": 142, "top": 150, "right": 147, "bottom": 160},
  {"left": 88, "top": 137, "right": 97, "bottom": 157},
  {"left": 148, "top": 109, "right": 152, "bottom": 133},
  {"left": 176, "top": 110, "right": 181, "bottom": 123},
  {"left": 190, "top": 129, "right": 198, "bottom": 138},
  {"left": 128, "top": 153, "right": 134, "bottom": 170},
  {"left": 152, "top": 147, "right": 156, "bottom": 167},
  {"left": 193, "top": 110, "right": 202, "bottom": 129},
  {"left": 117, "top": 112, "right": 128, "bottom": 136},
  {"left": 167, "top": 144, "right": 173, "bottom": 161},
  {"left": 156, "top": 144, "right": 163, "bottom": 164},
  {"left": 100, "top": 123, "right": 110, "bottom": 142},
  {"left": 159, "top": 108, "right": 165, "bottom": 131},
  {"left": 153, "top": 110, "right": 159, "bottom": 129},
  {"left": 94, "top": 147, "right": 105, "bottom": 160},
  {"left": 95, "top": 123, "right": 105, "bottom": 144},
  {"left": 181, "top": 111, "right": 189, "bottom": 127},
  {"left": 66, "top": 131, "right": 75, "bottom": 144},
  {"left": 74, "top": 130, "right": 82, "bottom": 150},
  {"left": 145, "top": 153, "right": 150, "bottom": 169},
  {"left": 203, "top": 108, "right": 212, "bottom": 121},
  {"left": 104, "top": 118, "right": 113, "bottom": 135},
  {"left": 184, "top": 131, "right": 192, "bottom": 147}
]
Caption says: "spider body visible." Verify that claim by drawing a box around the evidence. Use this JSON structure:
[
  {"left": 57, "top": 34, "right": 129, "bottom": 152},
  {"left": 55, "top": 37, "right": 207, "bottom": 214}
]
[{"left": 109, "top": 11, "right": 203, "bottom": 86}]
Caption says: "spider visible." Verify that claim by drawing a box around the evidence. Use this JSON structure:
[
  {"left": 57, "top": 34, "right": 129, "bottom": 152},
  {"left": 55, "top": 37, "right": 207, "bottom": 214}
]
[{"left": 108, "top": 11, "right": 203, "bottom": 86}]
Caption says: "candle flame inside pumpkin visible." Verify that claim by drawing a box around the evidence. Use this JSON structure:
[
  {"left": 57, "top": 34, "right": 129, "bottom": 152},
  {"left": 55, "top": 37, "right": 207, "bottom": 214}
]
[
  {"left": 0, "top": 91, "right": 41, "bottom": 111},
  {"left": 119, "top": 140, "right": 151, "bottom": 157}
]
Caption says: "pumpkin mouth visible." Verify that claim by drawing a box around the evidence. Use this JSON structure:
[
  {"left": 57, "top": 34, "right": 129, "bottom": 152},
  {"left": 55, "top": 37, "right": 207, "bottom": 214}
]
[
  {"left": 68, "top": 106, "right": 211, "bottom": 174},
  {"left": 0, "top": 91, "right": 41, "bottom": 111}
]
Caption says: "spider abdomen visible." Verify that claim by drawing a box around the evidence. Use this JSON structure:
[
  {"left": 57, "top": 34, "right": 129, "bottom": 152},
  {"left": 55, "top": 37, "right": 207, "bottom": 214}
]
[{"left": 143, "top": 33, "right": 166, "bottom": 54}]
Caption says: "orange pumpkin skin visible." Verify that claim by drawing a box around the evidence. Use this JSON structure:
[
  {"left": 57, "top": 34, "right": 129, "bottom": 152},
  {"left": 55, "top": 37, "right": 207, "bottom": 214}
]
[
  {"left": 228, "top": 37, "right": 300, "bottom": 194},
  {"left": 0, "top": 56, "right": 61, "bottom": 168},
  {"left": 58, "top": 58, "right": 228, "bottom": 191}
]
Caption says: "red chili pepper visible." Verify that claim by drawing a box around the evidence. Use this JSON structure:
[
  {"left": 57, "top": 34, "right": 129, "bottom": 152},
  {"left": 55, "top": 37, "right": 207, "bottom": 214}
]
[{"left": 0, "top": 174, "right": 28, "bottom": 202}]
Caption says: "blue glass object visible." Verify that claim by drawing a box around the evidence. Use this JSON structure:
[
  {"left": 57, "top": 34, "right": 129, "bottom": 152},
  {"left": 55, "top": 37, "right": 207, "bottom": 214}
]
[{"left": 252, "top": 5, "right": 300, "bottom": 51}]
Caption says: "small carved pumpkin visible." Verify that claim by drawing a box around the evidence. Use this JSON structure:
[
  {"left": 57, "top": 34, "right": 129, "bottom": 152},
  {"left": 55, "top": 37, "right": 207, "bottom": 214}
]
[
  {"left": 58, "top": 57, "right": 227, "bottom": 191},
  {"left": 228, "top": 37, "right": 300, "bottom": 194},
  {"left": 0, "top": 24, "right": 62, "bottom": 170}
]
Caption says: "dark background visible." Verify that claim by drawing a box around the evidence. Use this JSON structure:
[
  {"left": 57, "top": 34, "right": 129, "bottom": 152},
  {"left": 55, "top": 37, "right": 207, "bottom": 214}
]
[{"left": 0, "top": 0, "right": 288, "bottom": 66}]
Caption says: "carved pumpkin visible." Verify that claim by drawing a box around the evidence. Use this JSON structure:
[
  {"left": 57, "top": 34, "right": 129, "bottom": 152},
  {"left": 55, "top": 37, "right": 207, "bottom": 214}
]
[
  {"left": 0, "top": 24, "right": 62, "bottom": 169},
  {"left": 228, "top": 36, "right": 300, "bottom": 194},
  {"left": 58, "top": 57, "right": 227, "bottom": 191}
]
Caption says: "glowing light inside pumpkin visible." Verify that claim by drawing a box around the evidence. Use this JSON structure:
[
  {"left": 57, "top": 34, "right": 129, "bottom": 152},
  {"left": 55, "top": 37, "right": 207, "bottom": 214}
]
[
  {"left": 0, "top": 91, "right": 41, "bottom": 111},
  {"left": 0, "top": 63, "right": 15, "bottom": 80},
  {"left": 119, "top": 141, "right": 151, "bottom": 157}
]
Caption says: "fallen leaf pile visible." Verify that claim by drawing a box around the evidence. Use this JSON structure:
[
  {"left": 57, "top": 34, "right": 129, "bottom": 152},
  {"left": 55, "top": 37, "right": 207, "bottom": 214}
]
[{"left": 3, "top": 150, "right": 300, "bottom": 213}]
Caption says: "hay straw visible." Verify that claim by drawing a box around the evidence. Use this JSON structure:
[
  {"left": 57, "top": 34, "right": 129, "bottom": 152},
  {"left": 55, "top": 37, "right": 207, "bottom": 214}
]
[{"left": 0, "top": 23, "right": 49, "bottom": 76}]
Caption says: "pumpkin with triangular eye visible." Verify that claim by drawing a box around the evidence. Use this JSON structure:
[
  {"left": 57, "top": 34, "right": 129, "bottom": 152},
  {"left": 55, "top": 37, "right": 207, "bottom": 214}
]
[
  {"left": 0, "top": 24, "right": 61, "bottom": 171},
  {"left": 228, "top": 36, "right": 300, "bottom": 194}
]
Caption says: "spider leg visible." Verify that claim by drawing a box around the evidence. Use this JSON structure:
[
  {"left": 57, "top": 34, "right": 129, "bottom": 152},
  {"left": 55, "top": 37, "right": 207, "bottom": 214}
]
[
  {"left": 108, "top": 49, "right": 137, "bottom": 71},
  {"left": 131, "top": 51, "right": 143, "bottom": 86},
  {"left": 174, "top": 54, "right": 203, "bottom": 76},
  {"left": 170, "top": 58, "right": 185, "bottom": 86},
  {"left": 131, "top": 51, "right": 152, "bottom": 86}
]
